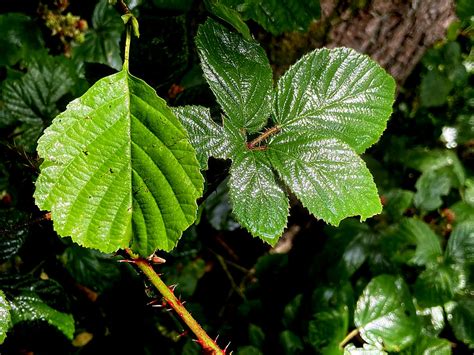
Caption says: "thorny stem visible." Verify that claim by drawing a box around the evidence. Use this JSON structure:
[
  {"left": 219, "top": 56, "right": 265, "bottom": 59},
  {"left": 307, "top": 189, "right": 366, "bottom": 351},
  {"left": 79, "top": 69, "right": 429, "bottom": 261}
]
[
  {"left": 339, "top": 328, "right": 360, "bottom": 349},
  {"left": 246, "top": 125, "right": 281, "bottom": 149},
  {"left": 125, "top": 249, "right": 225, "bottom": 354}
]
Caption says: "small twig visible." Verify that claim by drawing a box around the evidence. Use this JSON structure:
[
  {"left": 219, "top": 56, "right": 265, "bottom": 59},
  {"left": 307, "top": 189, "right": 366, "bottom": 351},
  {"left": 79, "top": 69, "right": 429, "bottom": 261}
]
[
  {"left": 246, "top": 125, "right": 280, "bottom": 149},
  {"left": 339, "top": 328, "right": 360, "bottom": 349}
]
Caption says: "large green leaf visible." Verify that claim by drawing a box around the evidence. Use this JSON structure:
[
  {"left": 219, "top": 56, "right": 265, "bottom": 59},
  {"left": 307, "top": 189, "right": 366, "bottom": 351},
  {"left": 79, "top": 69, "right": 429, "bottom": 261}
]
[
  {"left": 0, "top": 290, "right": 11, "bottom": 345},
  {"left": 445, "top": 221, "right": 474, "bottom": 265},
  {"left": 268, "top": 132, "right": 381, "bottom": 225},
  {"left": 344, "top": 344, "right": 386, "bottom": 354},
  {"left": 72, "top": 0, "right": 123, "bottom": 70},
  {"left": 274, "top": 48, "right": 395, "bottom": 154},
  {"left": 173, "top": 105, "right": 244, "bottom": 169},
  {"left": 204, "top": 0, "right": 252, "bottom": 40},
  {"left": 35, "top": 69, "right": 203, "bottom": 256},
  {"left": 228, "top": 149, "right": 288, "bottom": 243},
  {"left": 9, "top": 293, "right": 75, "bottom": 340},
  {"left": 196, "top": 19, "right": 273, "bottom": 132},
  {"left": 0, "top": 13, "right": 44, "bottom": 67},
  {"left": 354, "top": 275, "right": 420, "bottom": 351}
]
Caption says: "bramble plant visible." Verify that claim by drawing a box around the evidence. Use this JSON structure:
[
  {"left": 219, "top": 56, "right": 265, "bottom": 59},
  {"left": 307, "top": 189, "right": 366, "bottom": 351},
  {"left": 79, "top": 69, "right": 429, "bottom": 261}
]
[{"left": 1, "top": 1, "right": 473, "bottom": 354}]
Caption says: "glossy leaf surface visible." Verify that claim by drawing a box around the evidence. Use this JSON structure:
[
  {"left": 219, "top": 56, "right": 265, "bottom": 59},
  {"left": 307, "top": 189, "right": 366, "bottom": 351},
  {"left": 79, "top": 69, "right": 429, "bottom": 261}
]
[
  {"left": 268, "top": 133, "right": 381, "bottom": 225},
  {"left": 355, "top": 275, "right": 420, "bottom": 351},
  {"left": 0, "top": 290, "right": 11, "bottom": 345},
  {"left": 173, "top": 105, "right": 244, "bottom": 169},
  {"left": 35, "top": 69, "right": 203, "bottom": 256},
  {"left": 402, "top": 336, "right": 451, "bottom": 355},
  {"left": 229, "top": 150, "right": 289, "bottom": 243},
  {"left": 275, "top": 48, "right": 395, "bottom": 154},
  {"left": 196, "top": 19, "right": 273, "bottom": 132},
  {"left": 9, "top": 293, "right": 75, "bottom": 340}
]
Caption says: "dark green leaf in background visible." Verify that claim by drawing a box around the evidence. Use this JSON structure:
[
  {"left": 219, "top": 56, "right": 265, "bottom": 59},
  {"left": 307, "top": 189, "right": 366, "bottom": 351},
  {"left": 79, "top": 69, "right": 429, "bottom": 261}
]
[
  {"left": 0, "top": 13, "right": 44, "bottom": 67},
  {"left": 72, "top": 0, "right": 124, "bottom": 70},
  {"left": 354, "top": 275, "right": 420, "bottom": 351},
  {"left": 204, "top": 0, "right": 252, "bottom": 40},
  {"left": 308, "top": 307, "right": 348, "bottom": 354},
  {"left": 445, "top": 297, "right": 474, "bottom": 348},
  {"left": 9, "top": 293, "right": 75, "bottom": 340},
  {"left": 401, "top": 335, "right": 451, "bottom": 355},
  {"left": 445, "top": 221, "right": 474, "bottom": 265},
  {"left": 382, "top": 189, "right": 414, "bottom": 220}
]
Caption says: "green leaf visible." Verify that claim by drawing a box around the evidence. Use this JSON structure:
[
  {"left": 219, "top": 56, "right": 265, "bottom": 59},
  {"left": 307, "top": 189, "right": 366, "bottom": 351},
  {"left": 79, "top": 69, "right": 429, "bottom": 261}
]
[
  {"left": 401, "top": 336, "right": 451, "bottom": 355},
  {"left": 248, "top": 323, "right": 265, "bottom": 348},
  {"left": 445, "top": 297, "right": 474, "bottom": 347},
  {"left": 382, "top": 189, "right": 414, "bottom": 220},
  {"left": 173, "top": 105, "right": 244, "bottom": 169},
  {"left": 279, "top": 330, "right": 304, "bottom": 354},
  {"left": 236, "top": 346, "right": 263, "bottom": 355},
  {"left": 450, "top": 201, "right": 474, "bottom": 225},
  {"left": 456, "top": 0, "right": 474, "bottom": 21},
  {"left": 229, "top": 149, "right": 288, "bottom": 243},
  {"left": 414, "top": 167, "right": 458, "bottom": 211},
  {"left": 417, "top": 306, "right": 445, "bottom": 337},
  {"left": 354, "top": 275, "right": 420, "bottom": 351},
  {"left": 162, "top": 259, "right": 206, "bottom": 297},
  {"left": 445, "top": 221, "right": 474, "bottom": 265},
  {"left": 72, "top": 0, "right": 124, "bottom": 70},
  {"left": 283, "top": 294, "right": 302, "bottom": 328},
  {"left": 420, "top": 70, "right": 452, "bottom": 107},
  {"left": 0, "top": 209, "right": 29, "bottom": 262},
  {"left": 274, "top": 47, "right": 395, "bottom": 154},
  {"left": 204, "top": 178, "right": 240, "bottom": 231},
  {"left": 0, "top": 13, "right": 44, "bottom": 67},
  {"left": 1, "top": 51, "right": 82, "bottom": 127},
  {"left": 398, "top": 218, "right": 442, "bottom": 267},
  {"left": 414, "top": 264, "right": 464, "bottom": 308},
  {"left": 308, "top": 307, "right": 348, "bottom": 354},
  {"left": 0, "top": 290, "right": 12, "bottom": 345},
  {"left": 196, "top": 19, "right": 273, "bottom": 132},
  {"left": 241, "top": 0, "right": 321, "bottom": 35},
  {"left": 9, "top": 293, "right": 75, "bottom": 340},
  {"left": 35, "top": 69, "right": 203, "bottom": 256},
  {"left": 344, "top": 344, "right": 386, "bottom": 354},
  {"left": 204, "top": 0, "right": 252, "bottom": 40},
  {"left": 404, "top": 149, "right": 465, "bottom": 184},
  {"left": 63, "top": 245, "right": 121, "bottom": 292},
  {"left": 268, "top": 132, "right": 382, "bottom": 226}
]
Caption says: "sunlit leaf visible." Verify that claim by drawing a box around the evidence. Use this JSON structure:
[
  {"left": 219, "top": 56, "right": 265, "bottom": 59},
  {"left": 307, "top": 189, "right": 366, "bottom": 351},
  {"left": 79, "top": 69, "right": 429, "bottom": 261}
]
[
  {"left": 268, "top": 132, "right": 381, "bottom": 226},
  {"left": 275, "top": 47, "right": 395, "bottom": 154},
  {"left": 35, "top": 69, "right": 203, "bottom": 256}
]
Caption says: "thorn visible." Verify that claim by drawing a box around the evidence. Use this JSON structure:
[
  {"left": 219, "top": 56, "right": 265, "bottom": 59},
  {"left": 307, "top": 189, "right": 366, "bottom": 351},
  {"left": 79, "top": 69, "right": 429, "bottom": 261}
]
[
  {"left": 168, "top": 284, "right": 178, "bottom": 292},
  {"left": 117, "top": 259, "right": 136, "bottom": 264},
  {"left": 224, "top": 341, "right": 231, "bottom": 352},
  {"left": 147, "top": 254, "right": 166, "bottom": 264},
  {"left": 177, "top": 330, "right": 188, "bottom": 338},
  {"left": 214, "top": 334, "right": 220, "bottom": 342},
  {"left": 164, "top": 307, "right": 173, "bottom": 312},
  {"left": 147, "top": 299, "right": 159, "bottom": 306}
]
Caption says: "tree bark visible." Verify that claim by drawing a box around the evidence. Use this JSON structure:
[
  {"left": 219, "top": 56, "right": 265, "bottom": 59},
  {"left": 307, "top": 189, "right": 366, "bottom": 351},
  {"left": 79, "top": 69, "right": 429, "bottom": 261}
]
[{"left": 265, "top": 0, "right": 456, "bottom": 85}]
